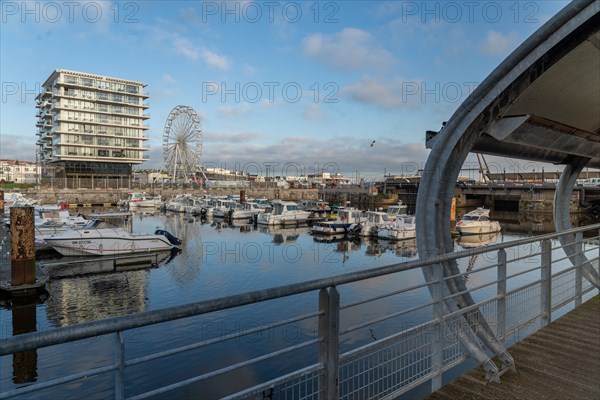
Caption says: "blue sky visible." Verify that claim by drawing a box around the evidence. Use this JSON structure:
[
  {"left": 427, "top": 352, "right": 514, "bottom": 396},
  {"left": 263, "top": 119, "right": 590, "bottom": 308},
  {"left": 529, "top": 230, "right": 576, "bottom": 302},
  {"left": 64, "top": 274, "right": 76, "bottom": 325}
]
[{"left": 0, "top": 0, "right": 569, "bottom": 178}]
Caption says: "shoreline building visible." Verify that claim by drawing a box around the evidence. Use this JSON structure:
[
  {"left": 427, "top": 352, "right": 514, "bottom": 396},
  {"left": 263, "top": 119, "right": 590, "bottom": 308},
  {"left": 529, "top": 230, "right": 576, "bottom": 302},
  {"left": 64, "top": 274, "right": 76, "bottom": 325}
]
[
  {"left": 35, "top": 69, "right": 149, "bottom": 188},
  {"left": 0, "top": 159, "right": 39, "bottom": 184}
]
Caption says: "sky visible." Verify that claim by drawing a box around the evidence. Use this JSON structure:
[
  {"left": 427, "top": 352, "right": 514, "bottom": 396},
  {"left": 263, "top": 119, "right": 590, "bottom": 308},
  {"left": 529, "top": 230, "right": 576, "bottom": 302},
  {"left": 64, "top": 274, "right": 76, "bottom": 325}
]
[{"left": 0, "top": 0, "right": 571, "bottom": 179}]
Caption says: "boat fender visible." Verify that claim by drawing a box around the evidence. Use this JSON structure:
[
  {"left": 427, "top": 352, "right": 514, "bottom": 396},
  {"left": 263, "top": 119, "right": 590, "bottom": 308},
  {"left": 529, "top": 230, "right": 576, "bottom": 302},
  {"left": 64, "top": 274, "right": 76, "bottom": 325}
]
[{"left": 155, "top": 229, "right": 183, "bottom": 246}]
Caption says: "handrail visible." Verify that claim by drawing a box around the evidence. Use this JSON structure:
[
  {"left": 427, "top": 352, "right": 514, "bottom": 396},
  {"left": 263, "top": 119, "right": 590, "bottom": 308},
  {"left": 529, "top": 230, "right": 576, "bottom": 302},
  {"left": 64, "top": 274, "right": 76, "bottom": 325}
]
[{"left": 2, "top": 223, "right": 599, "bottom": 355}]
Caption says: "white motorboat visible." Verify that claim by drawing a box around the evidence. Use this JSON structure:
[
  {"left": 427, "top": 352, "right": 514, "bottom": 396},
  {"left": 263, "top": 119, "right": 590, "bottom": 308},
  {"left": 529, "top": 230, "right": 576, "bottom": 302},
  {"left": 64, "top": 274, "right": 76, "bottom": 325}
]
[
  {"left": 455, "top": 208, "right": 501, "bottom": 236},
  {"left": 197, "top": 196, "right": 227, "bottom": 218},
  {"left": 386, "top": 201, "right": 408, "bottom": 221},
  {"left": 377, "top": 215, "right": 417, "bottom": 241},
  {"left": 228, "top": 202, "right": 264, "bottom": 220},
  {"left": 44, "top": 219, "right": 182, "bottom": 256},
  {"left": 5, "top": 207, "right": 88, "bottom": 232},
  {"left": 301, "top": 200, "right": 331, "bottom": 219},
  {"left": 35, "top": 211, "right": 88, "bottom": 237},
  {"left": 256, "top": 200, "right": 310, "bottom": 226},
  {"left": 164, "top": 194, "right": 195, "bottom": 213},
  {"left": 311, "top": 209, "right": 364, "bottom": 235},
  {"left": 348, "top": 211, "right": 389, "bottom": 238},
  {"left": 213, "top": 199, "right": 237, "bottom": 218},
  {"left": 127, "top": 192, "right": 162, "bottom": 209}
]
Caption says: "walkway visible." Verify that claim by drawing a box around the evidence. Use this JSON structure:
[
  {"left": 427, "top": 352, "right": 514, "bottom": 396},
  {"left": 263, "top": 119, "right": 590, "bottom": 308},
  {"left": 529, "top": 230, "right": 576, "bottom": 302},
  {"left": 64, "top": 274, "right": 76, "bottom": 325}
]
[{"left": 427, "top": 296, "right": 600, "bottom": 399}]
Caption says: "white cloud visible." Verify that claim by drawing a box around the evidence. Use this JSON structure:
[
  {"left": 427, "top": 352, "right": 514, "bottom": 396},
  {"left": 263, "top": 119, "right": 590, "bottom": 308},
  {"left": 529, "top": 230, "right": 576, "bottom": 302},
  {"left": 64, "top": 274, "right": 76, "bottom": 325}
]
[
  {"left": 197, "top": 135, "right": 430, "bottom": 176},
  {"left": 0, "top": 134, "right": 36, "bottom": 162},
  {"left": 163, "top": 74, "right": 175, "bottom": 83},
  {"left": 302, "top": 104, "right": 322, "bottom": 120},
  {"left": 342, "top": 76, "right": 423, "bottom": 110},
  {"left": 343, "top": 77, "right": 402, "bottom": 110},
  {"left": 203, "top": 131, "right": 261, "bottom": 143},
  {"left": 174, "top": 37, "right": 200, "bottom": 60},
  {"left": 480, "top": 31, "right": 521, "bottom": 56},
  {"left": 140, "top": 24, "right": 230, "bottom": 69},
  {"left": 302, "top": 28, "right": 395, "bottom": 71},
  {"left": 201, "top": 49, "right": 231, "bottom": 70},
  {"left": 217, "top": 104, "right": 250, "bottom": 118}
]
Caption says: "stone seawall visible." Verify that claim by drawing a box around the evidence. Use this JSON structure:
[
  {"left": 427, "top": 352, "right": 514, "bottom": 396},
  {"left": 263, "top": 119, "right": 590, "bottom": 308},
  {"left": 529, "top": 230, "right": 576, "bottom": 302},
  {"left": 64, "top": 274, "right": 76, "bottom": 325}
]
[{"left": 18, "top": 188, "right": 320, "bottom": 206}]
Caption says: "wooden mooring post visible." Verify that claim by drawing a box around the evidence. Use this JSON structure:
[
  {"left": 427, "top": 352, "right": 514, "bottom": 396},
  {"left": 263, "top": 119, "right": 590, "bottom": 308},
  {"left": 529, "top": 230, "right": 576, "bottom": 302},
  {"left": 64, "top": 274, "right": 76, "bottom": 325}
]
[
  {"left": 0, "top": 206, "right": 47, "bottom": 298},
  {"left": 0, "top": 191, "right": 4, "bottom": 212},
  {"left": 10, "top": 206, "right": 36, "bottom": 286}
]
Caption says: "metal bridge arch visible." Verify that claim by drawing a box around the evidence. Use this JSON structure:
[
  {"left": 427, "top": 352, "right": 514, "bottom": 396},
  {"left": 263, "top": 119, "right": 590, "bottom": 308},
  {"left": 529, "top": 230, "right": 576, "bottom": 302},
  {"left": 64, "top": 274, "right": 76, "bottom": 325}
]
[{"left": 416, "top": 0, "right": 600, "bottom": 385}]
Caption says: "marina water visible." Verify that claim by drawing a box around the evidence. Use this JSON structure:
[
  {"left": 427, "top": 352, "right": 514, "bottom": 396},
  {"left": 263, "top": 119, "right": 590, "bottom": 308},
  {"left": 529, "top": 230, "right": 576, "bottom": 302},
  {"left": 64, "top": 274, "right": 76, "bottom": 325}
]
[{"left": 0, "top": 210, "right": 598, "bottom": 399}]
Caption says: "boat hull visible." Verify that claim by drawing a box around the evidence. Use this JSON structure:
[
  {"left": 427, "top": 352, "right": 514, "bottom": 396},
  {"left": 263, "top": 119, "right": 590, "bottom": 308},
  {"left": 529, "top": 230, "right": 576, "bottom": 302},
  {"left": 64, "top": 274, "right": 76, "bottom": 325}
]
[
  {"left": 311, "top": 222, "right": 350, "bottom": 235},
  {"left": 456, "top": 222, "right": 501, "bottom": 236},
  {"left": 44, "top": 229, "right": 177, "bottom": 256},
  {"left": 377, "top": 227, "right": 417, "bottom": 241},
  {"left": 257, "top": 214, "right": 310, "bottom": 226}
]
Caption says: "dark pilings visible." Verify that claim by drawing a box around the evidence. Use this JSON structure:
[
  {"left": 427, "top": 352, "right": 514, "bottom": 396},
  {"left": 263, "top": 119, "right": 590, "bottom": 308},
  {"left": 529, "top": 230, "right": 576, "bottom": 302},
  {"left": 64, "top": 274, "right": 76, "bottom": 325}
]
[
  {"left": 0, "top": 191, "right": 4, "bottom": 213},
  {"left": 240, "top": 190, "right": 246, "bottom": 204},
  {"left": 10, "top": 206, "right": 36, "bottom": 286}
]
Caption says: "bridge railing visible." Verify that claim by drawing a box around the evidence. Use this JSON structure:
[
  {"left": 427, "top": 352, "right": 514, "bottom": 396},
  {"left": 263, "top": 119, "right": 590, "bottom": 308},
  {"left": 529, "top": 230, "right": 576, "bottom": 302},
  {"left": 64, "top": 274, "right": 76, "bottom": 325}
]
[{"left": 1, "top": 224, "right": 599, "bottom": 399}]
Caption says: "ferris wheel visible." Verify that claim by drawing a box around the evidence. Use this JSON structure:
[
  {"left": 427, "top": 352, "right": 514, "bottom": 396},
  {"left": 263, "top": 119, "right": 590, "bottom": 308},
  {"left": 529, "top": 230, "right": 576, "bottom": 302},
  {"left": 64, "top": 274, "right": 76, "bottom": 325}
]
[{"left": 162, "top": 105, "right": 202, "bottom": 182}]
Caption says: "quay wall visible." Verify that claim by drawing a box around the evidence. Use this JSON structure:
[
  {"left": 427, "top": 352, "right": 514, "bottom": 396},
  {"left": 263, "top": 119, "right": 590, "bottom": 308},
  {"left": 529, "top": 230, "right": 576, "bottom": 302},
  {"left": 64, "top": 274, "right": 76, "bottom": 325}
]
[{"left": 15, "top": 188, "right": 320, "bottom": 206}]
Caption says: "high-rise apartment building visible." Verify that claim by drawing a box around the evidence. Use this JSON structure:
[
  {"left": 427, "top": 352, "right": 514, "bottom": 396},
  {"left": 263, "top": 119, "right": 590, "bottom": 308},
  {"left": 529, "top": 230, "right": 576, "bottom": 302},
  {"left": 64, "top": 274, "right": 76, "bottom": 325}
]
[{"left": 35, "top": 69, "right": 149, "bottom": 186}]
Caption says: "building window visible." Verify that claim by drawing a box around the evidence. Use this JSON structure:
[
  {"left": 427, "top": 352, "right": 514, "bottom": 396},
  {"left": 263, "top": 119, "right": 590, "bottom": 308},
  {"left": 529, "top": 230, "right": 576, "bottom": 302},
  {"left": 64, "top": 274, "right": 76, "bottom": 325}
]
[
  {"left": 64, "top": 88, "right": 77, "bottom": 97},
  {"left": 65, "top": 75, "right": 78, "bottom": 84}
]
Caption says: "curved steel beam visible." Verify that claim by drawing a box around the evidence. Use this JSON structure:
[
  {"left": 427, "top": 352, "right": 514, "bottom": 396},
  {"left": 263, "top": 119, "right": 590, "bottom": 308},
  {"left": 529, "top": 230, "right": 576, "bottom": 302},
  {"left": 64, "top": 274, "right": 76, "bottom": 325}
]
[
  {"left": 554, "top": 156, "right": 600, "bottom": 288},
  {"left": 417, "top": 0, "right": 597, "bottom": 381}
]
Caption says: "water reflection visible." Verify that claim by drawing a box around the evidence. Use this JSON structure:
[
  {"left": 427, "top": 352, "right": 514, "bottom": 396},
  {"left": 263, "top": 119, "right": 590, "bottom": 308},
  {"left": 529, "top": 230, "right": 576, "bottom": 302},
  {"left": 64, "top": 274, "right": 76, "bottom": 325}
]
[
  {"left": 457, "top": 232, "right": 501, "bottom": 249},
  {"left": 456, "top": 232, "right": 501, "bottom": 283},
  {"left": 313, "top": 235, "right": 418, "bottom": 260},
  {"left": 493, "top": 210, "right": 594, "bottom": 235},
  {"left": 260, "top": 225, "right": 310, "bottom": 244},
  {"left": 44, "top": 252, "right": 174, "bottom": 326},
  {"left": 11, "top": 298, "right": 38, "bottom": 384},
  {"left": 0, "top": 210, "right": 597, "bottom": 399}
]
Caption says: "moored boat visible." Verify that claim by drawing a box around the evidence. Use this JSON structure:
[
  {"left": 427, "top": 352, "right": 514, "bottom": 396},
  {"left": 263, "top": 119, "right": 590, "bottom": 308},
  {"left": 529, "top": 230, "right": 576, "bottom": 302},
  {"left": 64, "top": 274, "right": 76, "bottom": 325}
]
[
  {"left": 455, "top": 207, "right": 501, "bottom": 236},
  {"left": 386, "top": 201, "right": 408, "bottom": 221},
  {"left": 227, "top": 202, "right": 264, "bottom": 220},
  {"left": 44, "top": 219, "right": 181, "bottom": 256},
  {"left": 256, "top": 200, "right": 310, "bottom": 226},
  {"left": 348, "top": 211, "right": 389, "bottom": 238},
  {"left": 127, "top": 192, "right": 163, "bottom": 209},
  {"left": 311, "top": 209, "right": 364, "bottom": 235},
  {"left": 377, "top": 215, "right": 417, "bottom": 241}
]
